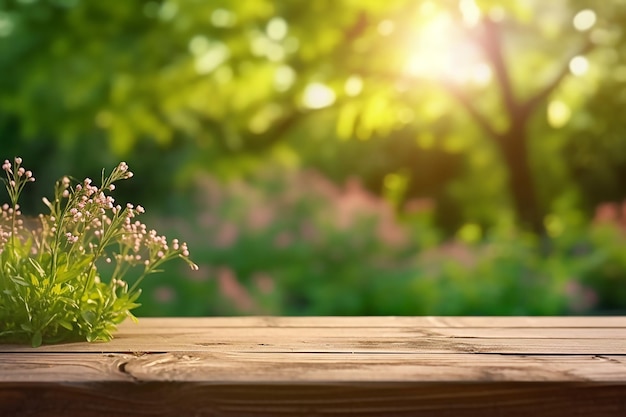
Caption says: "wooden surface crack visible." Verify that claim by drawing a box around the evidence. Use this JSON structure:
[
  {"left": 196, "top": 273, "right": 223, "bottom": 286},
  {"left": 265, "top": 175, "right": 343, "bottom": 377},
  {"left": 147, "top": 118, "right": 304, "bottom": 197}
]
[{"left": 116, "top": 357, "right": 142, "bottom": 383}]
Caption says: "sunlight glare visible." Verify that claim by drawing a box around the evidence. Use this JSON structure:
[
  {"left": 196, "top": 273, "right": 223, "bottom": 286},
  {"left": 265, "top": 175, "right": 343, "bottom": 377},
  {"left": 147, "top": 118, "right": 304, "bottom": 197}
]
[
  {"left": 158, "top": 1, "right": 178, "bottom": 21},
  {"left": 303, "top": 83, "right": 336, "bottom": 109},
  {"left": 405, "top": 14, "right": 455, "bottom": 78},
  {"left": 377, "top": 20, "right": 395, "bottom": 36},
  {"left": 274, "top": 65, "right": 296, "bottom": 92},
  {"left": 573, "top": 9, "right": 596, "bottom": 31},
  {"left": 569, "top": 56, "right": 589, "bottom": 76},
  {"left": 251, "top": 34, "right": 285, "bottom": 62},
  {"left": 211, "top": 9, "right": 236, "bottom": 28},
  {"left": 470, "top": 63, "right": 492, "bottom": 85},
  {"left": 189, "top": 35, "right": 209, "bottom": 56},
  {"left": 459, "top": 0, "right": 481, "bottom": 26},
  {"left": 344, "top": 75, "right": 363, "bottom": 96},
  {"left": 420, "top": 1, "right": 436, "bottom": 16},
  {"left": 267, "top": 17, "right": 288, "bottom": 41},
  {"left": 194, "top": 41, "right": 230, "bottom": 74},
  {"left": 547, "top": 100, "right": 571, "bottom": 128},
  {"left": 404, "top": 13, "right": 486, "bottom": 85}
]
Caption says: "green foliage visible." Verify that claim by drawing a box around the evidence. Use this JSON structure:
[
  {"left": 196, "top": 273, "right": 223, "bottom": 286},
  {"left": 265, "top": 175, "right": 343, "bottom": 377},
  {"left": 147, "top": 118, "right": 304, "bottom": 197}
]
[
  {"left": 1, "top": 1, "right": 625, "bottom": 317},
  {"left": 2, "top": 0, "right": 625, "bottom": 228},
  {"left": 0, "top": 158, "right": 196, "bottom": 346},
  {"left": 579, "top": 204, "right": 626, "bottom": 312},
  {"left": 135, "top": 166, "right": 622, "bottom": 317}
]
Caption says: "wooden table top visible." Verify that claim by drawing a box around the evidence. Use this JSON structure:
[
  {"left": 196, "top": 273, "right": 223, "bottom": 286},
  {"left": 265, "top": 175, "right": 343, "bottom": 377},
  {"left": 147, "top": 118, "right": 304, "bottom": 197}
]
[{"left": 2, "top": 316, "right": 626, "bottom": 416}]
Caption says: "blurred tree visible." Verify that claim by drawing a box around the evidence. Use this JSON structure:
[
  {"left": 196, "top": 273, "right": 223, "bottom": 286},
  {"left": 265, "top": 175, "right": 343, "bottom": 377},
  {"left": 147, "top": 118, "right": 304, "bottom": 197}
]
[{"left": 1, "top": 0, "right": 625, "bottom": 231}]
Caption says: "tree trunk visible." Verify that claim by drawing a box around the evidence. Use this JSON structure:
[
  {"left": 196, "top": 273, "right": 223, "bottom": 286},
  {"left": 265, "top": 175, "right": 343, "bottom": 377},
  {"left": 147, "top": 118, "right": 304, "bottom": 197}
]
[
  {"left": 454, "top": 16, "right": 591, "bottom": 235},
  {"left": 496, "top": 122, "right": 544, "bottom": 234}
]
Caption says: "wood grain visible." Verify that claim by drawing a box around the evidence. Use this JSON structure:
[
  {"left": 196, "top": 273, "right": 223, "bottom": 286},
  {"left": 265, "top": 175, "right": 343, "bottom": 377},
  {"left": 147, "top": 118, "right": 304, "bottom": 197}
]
[
  {"left": 1, "top": 317, "right": 626, "bottom": 416},
  {"left": 3, "top": 352, "right": 626, "bottom": 383},
  {"left": 111, "top": 316, "right": 626, "bottom": 328},
  {"left": 2, "top": 317, "right": 625, "bottom": 354}
]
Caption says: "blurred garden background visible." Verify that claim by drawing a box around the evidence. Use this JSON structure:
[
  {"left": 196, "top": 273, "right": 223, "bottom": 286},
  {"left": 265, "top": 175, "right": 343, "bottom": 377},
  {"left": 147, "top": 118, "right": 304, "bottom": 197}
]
[{"left": 1, "top": 0, "right": 626, "bottom": 316}]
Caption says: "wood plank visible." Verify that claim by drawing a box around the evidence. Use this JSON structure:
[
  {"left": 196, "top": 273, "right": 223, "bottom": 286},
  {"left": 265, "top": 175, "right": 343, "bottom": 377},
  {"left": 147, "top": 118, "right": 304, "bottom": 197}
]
[
  {"left": 0, "top": 353, "right": 133, "bottom": 382},
  {"left": 79, "top": 321, "right": 626, "bottom": 338},
  {"left": 2, "top": 381, "right": 625, "bottom": 417},
  {"left": 2, "top": 322, "right": 626, "bottom": 354},
  {"left": 2, "top": 352, "right": 626, "bottom": 383},
  {"left": 120, "top": 316, "right": 626, "bottom": 328},
  {"left": 2, "top": 317, "right": 626, "bottom": 416},
  {"left": 425, "top": 327, "right": 626, "bottom": 338}
]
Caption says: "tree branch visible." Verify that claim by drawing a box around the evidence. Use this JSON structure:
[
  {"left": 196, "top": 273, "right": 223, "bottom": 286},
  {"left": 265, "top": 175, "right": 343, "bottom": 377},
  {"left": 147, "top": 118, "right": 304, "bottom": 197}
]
[
  {"left": 344, "top": 11, "right": 369, "bottom": 41},
  {"left": 244, "top": 109, "right": 306, "bottom": 151},
  {"left": 478, "top": 17, "right": 519, "bottom": 117},
  {"left": 443, "top": 81, "right": 501, "bottom": 140},
  {"left": 521, "top": 37, "right": 595, "bottom": 117}
]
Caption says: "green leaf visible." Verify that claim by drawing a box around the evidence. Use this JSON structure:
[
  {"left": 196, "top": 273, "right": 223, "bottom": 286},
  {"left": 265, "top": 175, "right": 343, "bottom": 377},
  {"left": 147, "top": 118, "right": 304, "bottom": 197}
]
[
  {"left": 31, "top": 331, "right": 42, "bottom": 348},
  {"left": 57, "top": 320, "right": 74, "bottom": 331},
  {"left": 81, "top": 310, "right": 96, "bottom": 325},
  {"left": 28, "top": 273, "right": 40, "bottom": 287},
  {"left": 58, "top": 297, "right": 80, "bottom": 309},
  {"left": 27, "top": 257, "right": 46, "bottom": 279},
  {"left": 56, "top": 255, "right": 94, "bottom": 284},
  {"left": 10, "top": 276, "right": 30, "bottom": 287}
]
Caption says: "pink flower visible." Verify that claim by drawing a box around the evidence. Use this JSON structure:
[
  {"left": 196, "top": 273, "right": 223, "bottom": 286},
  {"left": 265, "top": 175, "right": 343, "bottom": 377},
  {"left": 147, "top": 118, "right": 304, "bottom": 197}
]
[
  {"left": 65, "top": 233, "right": 79, "bottom": 244},
  {"left": 247, "top": 207, "right": 274, "bottom": 231},
  {"left": 273, "top": 231, "right": 293, "bottom": 248},
  {"left": 215, "top": 222, "right": 238, "bottom": 248},
  {"left": 253, "top": 272, "right": 275, "bottom": 294},
  {"left": 217, "top": 267, "right": 255, "bottom": 312},
  {"left": 153, "top": 286, "right": 176, "bottom": 303}
]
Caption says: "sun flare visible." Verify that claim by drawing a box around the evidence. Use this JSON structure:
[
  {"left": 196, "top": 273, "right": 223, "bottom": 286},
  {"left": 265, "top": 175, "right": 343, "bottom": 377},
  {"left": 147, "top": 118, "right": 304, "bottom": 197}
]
[{"left": 404, "top": 7, "right": 490, "bottom": 85}]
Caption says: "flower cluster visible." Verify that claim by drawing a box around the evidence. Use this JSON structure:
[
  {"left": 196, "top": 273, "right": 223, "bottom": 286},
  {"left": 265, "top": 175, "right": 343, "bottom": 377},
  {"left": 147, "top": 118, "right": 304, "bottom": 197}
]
[
  {"left": 2, "top": 157, "right": 35, "bottom": 185},
  {"left": 0, "top": 158, "right": 197, "bottom": 347},
  {"left": 2, "top": 158, "right": 34, "bottom": 214}
]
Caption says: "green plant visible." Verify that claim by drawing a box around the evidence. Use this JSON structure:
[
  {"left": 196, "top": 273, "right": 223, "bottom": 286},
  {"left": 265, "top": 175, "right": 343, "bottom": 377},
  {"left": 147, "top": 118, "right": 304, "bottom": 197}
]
[
  {"left": 138, "top": 167, "right": 613, "bottom": 318},
  {"left": 0, "top": 157, "right": 197, "bottom": 346}
]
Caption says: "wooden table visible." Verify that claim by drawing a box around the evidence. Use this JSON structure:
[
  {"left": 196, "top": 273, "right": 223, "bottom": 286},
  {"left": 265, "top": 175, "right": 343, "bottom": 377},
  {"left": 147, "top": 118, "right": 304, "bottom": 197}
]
[{"left": 1, "top": 317, "right": 626, "bottom": 416}]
